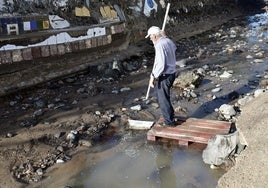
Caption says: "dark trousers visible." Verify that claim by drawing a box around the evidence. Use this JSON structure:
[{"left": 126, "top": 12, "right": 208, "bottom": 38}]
[{"left": 154, "top": 73, "right": 176, "bottom": 125}]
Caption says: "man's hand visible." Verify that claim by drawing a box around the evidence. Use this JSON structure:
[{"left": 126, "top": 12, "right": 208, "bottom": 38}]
[{"left": 149, "top": 75, "right": 155, "bottom": 88}]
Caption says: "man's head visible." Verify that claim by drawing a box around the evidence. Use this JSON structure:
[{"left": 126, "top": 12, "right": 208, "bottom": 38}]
[{"left": 145, "top": 26, "right": 162, "bottom": 42}]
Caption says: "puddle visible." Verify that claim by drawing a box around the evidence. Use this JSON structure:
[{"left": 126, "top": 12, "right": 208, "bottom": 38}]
[{"left": 67, "top": 131, "right": 224, "bottom": 188}]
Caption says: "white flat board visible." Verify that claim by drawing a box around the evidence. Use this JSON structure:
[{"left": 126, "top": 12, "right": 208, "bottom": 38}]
[{"left": 128, "top": 119, "right": 154, "bottom": 130}]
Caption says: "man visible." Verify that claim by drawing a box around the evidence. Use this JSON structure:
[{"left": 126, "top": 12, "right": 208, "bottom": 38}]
[{"left": 145, "top": 26, "right": 177, "bottom": 126}]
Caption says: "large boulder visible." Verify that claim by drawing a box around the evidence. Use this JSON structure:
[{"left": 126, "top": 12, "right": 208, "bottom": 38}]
[
  {"left": 173, "top": 70, "right": 204, "bottom": 89},
  {"left": 202, "top": 131, "right": 240, "bottom": 166}
]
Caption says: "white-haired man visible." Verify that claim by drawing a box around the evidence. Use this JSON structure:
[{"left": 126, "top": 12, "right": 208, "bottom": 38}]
[{"left": 145, "top": 26, "right": 177, "bottom": 126}]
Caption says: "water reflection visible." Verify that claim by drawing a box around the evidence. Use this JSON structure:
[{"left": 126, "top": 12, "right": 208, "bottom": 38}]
[
  {"left": 154, "top": 147, "right": 177, "bottom": 188},
  {"left": 69, "top": 134, "right": 224, "bottom": 188}
]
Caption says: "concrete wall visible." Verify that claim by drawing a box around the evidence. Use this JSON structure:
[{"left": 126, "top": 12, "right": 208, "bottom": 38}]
[{"left": 0, "top": 23, "right": 125, "bottom": 64}]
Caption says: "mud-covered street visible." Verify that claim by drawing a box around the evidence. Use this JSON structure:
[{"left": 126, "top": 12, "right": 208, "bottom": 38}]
[{"left": 0, "top": 1, "right": 268, "bottom": 188}]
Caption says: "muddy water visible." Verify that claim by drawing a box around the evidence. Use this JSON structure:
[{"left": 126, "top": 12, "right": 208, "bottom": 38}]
[{"left": 68, "top": 131, "right": 224, "bottom": 188}]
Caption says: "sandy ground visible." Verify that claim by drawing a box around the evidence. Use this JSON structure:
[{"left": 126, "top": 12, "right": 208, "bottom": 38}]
[{"left": 217, "top": 92, "right": 268, "bottom": 188}]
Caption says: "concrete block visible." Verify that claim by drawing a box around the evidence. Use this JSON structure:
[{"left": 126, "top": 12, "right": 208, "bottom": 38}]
[
  {"left": 85, "top": 39, "right": 92, "bottom": 49},
  {"left": 71, "top": 41, "right": 79, "bottom": 52},
  {"left": 107, "top": 35, "right": 112, "bottom": 44},
  {"left": 41, "top": 46, "right": 50, "bottom": 57},
  {"left": 102, "top": 36, "right": 108, "bottom": 45},
  {"left": 113, "top": 24, "right": 125, "bottom": 33},
  {"left": 111, "top": 25, "right": 116, "bottom": 34},
  {"left": 79, "top": 40, "right": 86, "bottom": 50},
  {"left": 120, "top": 23, "right": 126, "bottom": 32},
  {"left": 97, "top": 36, "right": 103, "bottom": 46},
  {"left": 22, "top": 48, "right": 33, "bottom": 61},
  {"left": 31, "top": 47, "right": 41, "bottom": 58},
  {"left": 91, "top": 38, "right": 97, "bottom": 48},
  {"left": 103, "top": 35, "right": 112, "bottom": 45},
  {"left": 12, "top": 49, "right": 23, "bottom": 62},
  {"left": 65, "top": 43, "right": 72, "bottom": 53},
  {"left": 1, "top": 51, "right": 12, "bottom": 64},
  {"left": 57, "top": 44, "right": 66, "bottom": 55},
  {"left": 50, "top": 45, "right": 58, "bottom": 56}
]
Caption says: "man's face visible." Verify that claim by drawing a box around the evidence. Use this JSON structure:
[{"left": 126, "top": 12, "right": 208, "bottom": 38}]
[{"left": 150, "top": 34, "right": 157, "bottom": 44}]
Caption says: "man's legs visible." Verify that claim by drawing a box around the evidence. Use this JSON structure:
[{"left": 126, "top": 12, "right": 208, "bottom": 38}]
[{"left": 155, "top": 74, "right": 175, "bottom": 125}]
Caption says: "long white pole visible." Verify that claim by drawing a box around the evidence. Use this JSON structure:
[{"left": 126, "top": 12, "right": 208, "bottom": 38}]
[
  {"left": 145, "top": 3, "right": 171, "bottom": 100},
  {"left": 162, "top": 3, "right": 170, "bottom": 31}
]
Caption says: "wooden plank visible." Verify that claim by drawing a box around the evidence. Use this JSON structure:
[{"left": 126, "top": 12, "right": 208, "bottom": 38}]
[
  {"left": 173, "top": 125, "right": 228, "bottom": 135},
  {"left": 186, "top": 119, "right": 231, "bottom": 127},
  {"left": 151, "top": 127, "right": 214, "bottom": 143},
  {"left": 185, "top": 118, "right": 231, "bottom": 130},
  {"left": 185, "top": 123, "right": 230, "bottom": 131}
]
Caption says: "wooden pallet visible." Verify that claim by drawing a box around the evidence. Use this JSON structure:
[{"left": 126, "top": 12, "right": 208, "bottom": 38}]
[{"left": 147, "top": 118, "right": 231, "bottom": 146}]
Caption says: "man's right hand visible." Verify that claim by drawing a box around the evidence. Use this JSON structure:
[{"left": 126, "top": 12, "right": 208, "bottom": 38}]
[{"left": 149, "top": 75, "right": 155, "bottom": 88}]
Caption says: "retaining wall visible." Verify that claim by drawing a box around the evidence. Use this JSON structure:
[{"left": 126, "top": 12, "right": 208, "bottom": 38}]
[{"left": 0, "top": 22, "right": 125, "bottom": 64}]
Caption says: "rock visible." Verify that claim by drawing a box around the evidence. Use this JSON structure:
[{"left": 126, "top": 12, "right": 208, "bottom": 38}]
[
  {"left": 253, "top": 59, "right": 264, "bottom": 63},
  {"left": 72, "top": 100, "right": 78, "bottom": 104},
  {"left": 120, "top": 87, "right": 131, "bottom": 92},
  {"left": 130, "top": 105, "right": 142, "bottom": 111},
  {"left": 54, "top": 132, "right": 64, "bottom": 138},
  {"left": 66, "top": 132, "right": 76, "bottom": 141},
  {"left": 255, "top": 74, "right": 262, "bottom": 78},
  {"left": 56, "top": 145, "right": 64, "bottom": 152},
  {"left": 79, "top": 140, "right": 92, "bottom": 147},
  {"left": 6, "top": 132, "right": 14, "bottom": 138},
  {"left": 220, "top": 71, "right": 232, "bottom": 78},
  {"left": 212, "top": 87, "right": 221, "bottom": 93},
  {"left": 190, "top": 91, "right": 197, "bottom": 98},
  {"left": 202, "top": 131, "right": 240, "bottom": 166},
  {"left": 10, "top": 101, "right": 17, "bottom": 106},
  {"left": 112, "top": 90, "right": 119, "bottom": 94},
  {"left": 48, "top": 103, "right": 55, "bottom": 108},
  {"left": 196, "top": 68, "right": 206, "bottom": 76},
  {"left": 36, "top": 168, "right": 43, "bottom": 176},
  {"left": 56, "top": 159, "right": 65, "bottom": 164},
  {"left": 219, "top": 104, "right": 236, "bottom": 120},
  {"left": 246, "top": 55, "right": 253, "bottom": 59},
  {"left": 255, "top": 52, "right": 264, "bottom": 58},
  {"left": 33, "top": 109, "right": 43, "bottom": 117},
  {"left": 151, "top": 102, "right": 159, "bottom": 109},
  {"left": 174, "top": 70, "right": 204, "bottom": 89},
  {"left": 202, "top": 64, "right": 209, "bottom": 70},
  {"left": 95, "top": 111, "right": 101, "bottom": 115}
]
